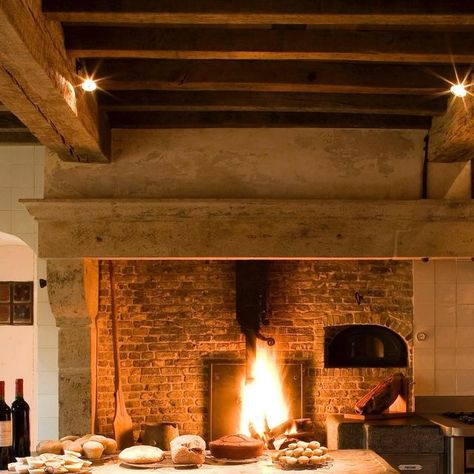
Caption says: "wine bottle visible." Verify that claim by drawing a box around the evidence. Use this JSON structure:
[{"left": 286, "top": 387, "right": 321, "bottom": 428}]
[
  {"left": 0, "top": 381, "right": 14, "bottom": 469},
  {"left": 12, "top": 379, "right": 30, "bottom": 457}
]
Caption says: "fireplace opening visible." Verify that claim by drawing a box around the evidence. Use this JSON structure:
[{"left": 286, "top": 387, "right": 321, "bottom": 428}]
[{"left": 325, "top": 325, "right": 408, "bottom": 368}]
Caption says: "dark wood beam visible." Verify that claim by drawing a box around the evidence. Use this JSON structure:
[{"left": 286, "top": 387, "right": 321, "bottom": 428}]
[
  {"left": 92, "top": 59, "right": 455, "bottom": 95},
  {"left": 108, "top": 111, "right": 431, "bottom": 129},
  {"left": 65, "top": 27, "right": 474, "bottom": 63},
  {"left": 0, "top": 132, "right": 39, "bottom": 144},
  {"left": 100, "top": 91, "right": 447, "bottom": 116},
  {"left": 43, "top": 0, "right": 474, "bottom": 27},
  {"left": 429, "top": 95, "right": 474, "bottom": 162},
  {"left": 0, "top": 0, "right": 110, "bottom": 162}
]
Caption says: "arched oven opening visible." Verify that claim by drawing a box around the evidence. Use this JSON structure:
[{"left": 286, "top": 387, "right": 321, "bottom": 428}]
[{"left": 325, "top": 325, "right": 408, "bottom": 368}]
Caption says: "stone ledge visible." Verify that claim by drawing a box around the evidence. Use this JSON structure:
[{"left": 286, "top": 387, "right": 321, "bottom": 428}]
[{"left": 21, "top": 198, "right": 474, "bottom": 258}]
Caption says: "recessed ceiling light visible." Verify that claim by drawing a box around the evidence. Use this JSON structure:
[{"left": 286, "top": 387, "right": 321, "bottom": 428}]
[
  {"left": 81, "top": 78, "right": 97, "bottom": 92},
  {"left": 450, "top": 83, "right": 467, "bottom": 98}
]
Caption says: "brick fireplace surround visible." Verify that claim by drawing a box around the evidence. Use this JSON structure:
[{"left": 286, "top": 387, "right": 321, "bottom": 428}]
[{"left": 93, "top": 259, "right": 412, "bottom": 442}]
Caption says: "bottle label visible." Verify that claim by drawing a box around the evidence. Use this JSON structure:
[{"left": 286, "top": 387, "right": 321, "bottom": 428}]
[{"left": 0, "top": 420, "right": 12, "bottom": 447}]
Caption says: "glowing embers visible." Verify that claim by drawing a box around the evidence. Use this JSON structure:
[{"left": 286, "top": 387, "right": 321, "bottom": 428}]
[{"left": 239, "top": 342, "right": 289, "bottom": 438}]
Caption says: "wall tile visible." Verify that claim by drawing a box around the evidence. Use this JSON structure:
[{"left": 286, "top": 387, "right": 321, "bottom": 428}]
[
  {"left": 414, "top": 368, "right": 435, "bottom": 395},
  {"left": 435, "top": 326, "right": 456, "bottom": 348},
  {"left": 435, "top": 305, "right": 456, "bottom": 326},
  {"left": 0, "top": 210, "right": 11, "bottom": 232},
  {"left": 415, "top": 347, "right": 435, "bottom": 370},
  {"left": 414, "top": 282, "right": 435, "bottom": 306},
  {"left": 11, "top": 187, "right": 35, "bottom": 211},
  {"left": 9, "top": 164, "right": 35, "bottom": 188},
  {"left": 434, "top": 283, "right": 456, "bottom": 305},
  {"left": 435, "top": 370, "right": 457, "bottom": 395},
  {"left": 457, "top": 327, "right": 474, "bottom": 348},
  {"left": 38, "top": 326, "right": 58, "bottom": 349},
  {"left": 414, "top": 260, "right": 435, "bottom": 283},
  {"left": 11, "top": 210, "right": 36, "bottom": 234},
  {"left": 435, "top": 348, "right": 456, "bottom": 370},
  {"left": 0, "top": 165, "right": 12, "bottom": 187},
  {"left": 37, "top": 418, "right": 58, "bottom": 441},
  {"left": 435, "top": 260, "right": 457, "bottom": 282},
  {"left": 38, "top": 348, "right": 58, "bottom": 371},
  {"left": 414, "top": 303, "right": 435, "bottom": 326},
  {"left": 456, "top": 348, "right": 474, "bottom": 370},
  {"left": 38, "top": 371, "right": 59, "bottom": 395},
  {"left": 37, "top": 302, "right": 56, "bottom": 326},
  {"left": 457, "top": 370, "right": 474, "bottom": 395},
  {"left": 457, "top": 260, "right": 474, "bottom": 282},
  {"left": 458, "top": 283, "right": 474, "bottom": 305},
  {"left": 414, "top": 325, "right": 435, "bottom": 348},
  {"left": 38, "top": 394, "right": 58, "bottom": 418},
  {"left": 0, "top": 188, "right": 11, "bottom": 211},
  {"left": 458, "top": 305, "right": 474, "bottom": 327}
]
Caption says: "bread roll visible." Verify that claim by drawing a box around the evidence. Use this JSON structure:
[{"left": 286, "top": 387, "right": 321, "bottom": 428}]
[
  {"left": 36, "top": 440, "right": 63, "bottom": 455},
  {"left": 102, "top": 438, "right": 117, "bottom": 455},
  {"left": 170, "top": 435, "right": 206, "bottom": 465},
  {"left": 82, "top": 441, "right": 104, "bottom": 459},
  {"left": 60, "top": 436, "right": 79, "bottom": 443},
  {"left": 119, "top": 446, "right": 164, "bottom": 464},
  {"left": 66, "top": 442, "right": 83, "bottom": 455}
]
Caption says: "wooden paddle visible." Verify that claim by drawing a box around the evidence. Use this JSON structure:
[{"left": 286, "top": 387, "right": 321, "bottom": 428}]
[{"left": 109, "top": 260, "right": 135, "bottom": 449}]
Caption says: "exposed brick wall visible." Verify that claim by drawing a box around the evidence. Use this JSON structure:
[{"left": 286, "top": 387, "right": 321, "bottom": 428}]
[{"left": 96, "top": 260, "right": 413, "bottom": 442}]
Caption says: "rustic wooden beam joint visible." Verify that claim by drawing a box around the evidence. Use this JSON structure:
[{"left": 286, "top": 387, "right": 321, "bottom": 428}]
[{"left": 0, "top": 0, "right": 110, "bottom": 163}]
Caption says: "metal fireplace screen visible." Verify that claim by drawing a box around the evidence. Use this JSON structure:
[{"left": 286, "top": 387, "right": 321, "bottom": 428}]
[{"left": 209, "top": 361, "right": 303, "bottom": 440}]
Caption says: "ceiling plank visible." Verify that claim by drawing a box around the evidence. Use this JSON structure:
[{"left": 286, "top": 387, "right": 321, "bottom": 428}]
[
  {"left": 65, "top": 27, "right": 474, "bottom": 63},
  {"left": 0, "top": 0, "right": 110, "bottom": 162},
  {"left": 100, "top": 91, "right": 447, "bottom": 116},
  {"left": 108, "top": 111, "right": 431, "bottom": 130},
  {"left": 43, "top": 0, "right": 474, "bottom": 27},
  {"left": 429, "top": 96, "right": 474, "bottom": 162},
  {"left": 92, "top": 59, "right": 455, "bottom": 95}
]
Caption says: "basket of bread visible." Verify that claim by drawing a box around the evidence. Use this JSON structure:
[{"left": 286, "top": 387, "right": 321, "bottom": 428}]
[{"left": 273, "top": 440, "right": 333, "bottom": 470}]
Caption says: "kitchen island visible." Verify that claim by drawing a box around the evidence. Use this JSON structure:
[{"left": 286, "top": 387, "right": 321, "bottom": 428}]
[{"left": 79, "top": 450, "right": 396, "bottom": 474}]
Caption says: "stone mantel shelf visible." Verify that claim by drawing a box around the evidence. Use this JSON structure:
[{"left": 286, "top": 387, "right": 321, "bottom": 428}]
[{"left": 21, "top": 198, "right": 474, "bottom": 258}]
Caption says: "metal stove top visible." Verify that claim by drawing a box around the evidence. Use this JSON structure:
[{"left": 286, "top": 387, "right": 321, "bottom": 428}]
[{"left": 426, "top": 413, "right": 474, "bottom": 437}]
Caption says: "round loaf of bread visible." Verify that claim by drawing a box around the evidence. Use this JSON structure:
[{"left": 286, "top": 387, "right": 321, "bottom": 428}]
[
  {"left": 209, "top": 434, "right": 264, "bottom": 460},
  {"left": 119, "top": 446, "right": 164, "bottom": 464}
]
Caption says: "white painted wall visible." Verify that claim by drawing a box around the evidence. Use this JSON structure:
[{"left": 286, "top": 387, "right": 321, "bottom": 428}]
[
  {"left": 414, "top": 259, "right": 474, "bottom": 395},
  {"left": 0, "top": 145, "right": 58, "bottom": 444}
]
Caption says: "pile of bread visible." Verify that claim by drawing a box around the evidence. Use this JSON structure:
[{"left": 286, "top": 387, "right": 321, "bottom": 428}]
[
  {"left": 275, "top": 440, "right": 332, "bottom": 468},
  {"left": 36, "top": 435, "right": 117, "bottom": 459},
  {"left": 8, "top": 451, "right": 92, "bottom": 474},
  {"left": 118, "top": 435, "right": 206, "bottom": 466}
]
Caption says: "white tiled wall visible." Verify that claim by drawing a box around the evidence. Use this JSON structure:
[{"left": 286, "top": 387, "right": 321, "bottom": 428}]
[
  {"left": 0, "top": 145, "right": 58, "bottom": 442},
  {"left": 414, "top": 259, "right": 474, "bottom": 396}
]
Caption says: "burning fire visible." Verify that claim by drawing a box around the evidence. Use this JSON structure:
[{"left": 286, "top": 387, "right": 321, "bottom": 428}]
[{"left": 239, "top": 343, "right": 289, "bottom": 437}]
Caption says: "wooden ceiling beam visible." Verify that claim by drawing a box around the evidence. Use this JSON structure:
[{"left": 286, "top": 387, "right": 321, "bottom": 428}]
[
  {"left": 428, "top": 95, "right": 474, "bottom": 162},
  {"left": 108, "top": 111, "right": 431, "bottom": 130},
  {"left": 100, "top": 91, "right": 447, "bottom": 116},
  {"left": 43, "top": 0, "right": 474, "bottom": 27},
  {"left": 0, "top": 0, "right": 110, "bottom": 162},
  {"left": 66, "top": 27, "right": 474, "bottom": 63},
  {"left": 91, "top": 59, "right": 455, "bottom": 95}
]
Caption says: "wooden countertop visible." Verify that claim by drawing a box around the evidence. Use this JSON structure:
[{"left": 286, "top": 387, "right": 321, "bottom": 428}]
[{"left": 85, "top": 450, "right": 396, "bottom": 474}]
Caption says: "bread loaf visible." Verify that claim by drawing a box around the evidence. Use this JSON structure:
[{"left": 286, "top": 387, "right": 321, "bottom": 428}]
[
  {"left": 119, "top": 446, "right": 165, "bottom": 464},
  {"left": 170, "top": 435, "right": 206, "bottom": 465},
  {"left": 209, "top": 434, "right": 264, "bottom": 460}
]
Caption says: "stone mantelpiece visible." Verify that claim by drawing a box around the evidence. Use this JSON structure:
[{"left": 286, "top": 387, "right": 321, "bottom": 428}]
[{"left": 22, "top": 198, "right": 474, "bottom": 258}]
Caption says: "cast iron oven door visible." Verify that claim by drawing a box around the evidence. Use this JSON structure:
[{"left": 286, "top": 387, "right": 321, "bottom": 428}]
[{"left": 325, "top": 325, "right": 408, "bottom": 368}]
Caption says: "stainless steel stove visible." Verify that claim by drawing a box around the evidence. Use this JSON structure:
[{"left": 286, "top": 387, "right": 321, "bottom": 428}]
[{"left": 427, "top": 412, "right": 474, "bottom": 473}]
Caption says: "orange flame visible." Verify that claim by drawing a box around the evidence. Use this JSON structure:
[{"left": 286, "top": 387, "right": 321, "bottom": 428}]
[{"left": 239, "top": 343, "right": 289, "bottom": 436}]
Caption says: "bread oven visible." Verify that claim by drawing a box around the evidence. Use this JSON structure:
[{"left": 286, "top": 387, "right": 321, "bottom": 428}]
[{"left": 43, "top": 258, "right": 413, "bottom": 446}]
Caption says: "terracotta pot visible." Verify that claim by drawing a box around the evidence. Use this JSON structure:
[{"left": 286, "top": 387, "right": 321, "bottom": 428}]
[{"left": 142, "top": 422, "right": 179, "bottom": 450}]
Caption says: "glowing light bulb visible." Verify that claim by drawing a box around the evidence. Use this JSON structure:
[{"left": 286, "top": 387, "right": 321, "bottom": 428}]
[
  {"left": 450, "top": 83, "right": 467, "bottom": 98},
  {"left": 81, "top": 78, "right": 97, "bottom": 92}
]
